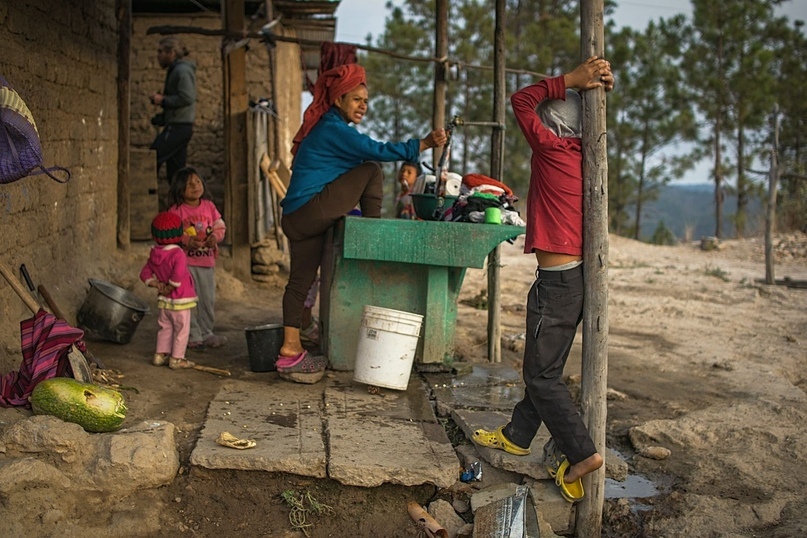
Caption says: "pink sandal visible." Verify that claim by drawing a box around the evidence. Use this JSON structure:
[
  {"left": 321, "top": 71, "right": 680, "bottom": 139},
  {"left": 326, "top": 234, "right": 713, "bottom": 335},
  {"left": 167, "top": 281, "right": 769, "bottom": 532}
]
[{"left": 276, "top": 350, "right": 327, "bottom": 373}]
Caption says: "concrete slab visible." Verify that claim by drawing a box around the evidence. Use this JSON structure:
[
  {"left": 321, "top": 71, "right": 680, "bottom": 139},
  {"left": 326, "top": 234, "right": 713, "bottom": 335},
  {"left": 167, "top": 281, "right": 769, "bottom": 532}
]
[
  {"left": 452, "top": 409, "right": 552, "bottom": 480},
  {"left": 424, "top": 363, "right": 524, "bottom": 389},
  {"left": 325, "top": 376, "right": 459, "bottom": 488},
  {"left": 190, "top": 378, "right": 327, "bottom": 478},
  {"left": 433, "top": 383, "right": 526, "bottom": 412},
  {"left": 326, "top": 374, "right": 437, "bottom": 422},
  {"left": 425, "top": 364, "right": 525, "bottom": 412}
]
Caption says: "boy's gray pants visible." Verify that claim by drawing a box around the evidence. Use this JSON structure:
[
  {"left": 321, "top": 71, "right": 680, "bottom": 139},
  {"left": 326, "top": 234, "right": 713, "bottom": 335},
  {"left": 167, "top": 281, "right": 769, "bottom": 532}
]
[{"left": 503, "top": 263, "right": 597, "bottom": 464}]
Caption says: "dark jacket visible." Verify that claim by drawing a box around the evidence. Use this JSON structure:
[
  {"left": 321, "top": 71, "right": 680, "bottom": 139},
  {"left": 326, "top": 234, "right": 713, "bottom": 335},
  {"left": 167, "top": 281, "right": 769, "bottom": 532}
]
[{"left": 155, "top": 59, "right": 196, "bottom": 125}]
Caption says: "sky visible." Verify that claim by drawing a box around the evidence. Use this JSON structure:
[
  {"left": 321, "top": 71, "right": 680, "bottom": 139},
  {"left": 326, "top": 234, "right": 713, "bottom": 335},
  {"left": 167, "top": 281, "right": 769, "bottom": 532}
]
[
  {"left": 334, "top": 0, "right": 807, "bottom": 42},
  {"left": 329, "top": 0, "right": 807, "bottom": 185}
]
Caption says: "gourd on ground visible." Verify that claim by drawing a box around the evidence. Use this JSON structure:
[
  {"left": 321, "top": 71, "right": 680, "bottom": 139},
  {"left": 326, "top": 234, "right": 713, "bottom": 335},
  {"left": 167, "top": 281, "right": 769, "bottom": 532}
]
[{"left": 30, "top": 378, "right": 127, "bottom": 433}]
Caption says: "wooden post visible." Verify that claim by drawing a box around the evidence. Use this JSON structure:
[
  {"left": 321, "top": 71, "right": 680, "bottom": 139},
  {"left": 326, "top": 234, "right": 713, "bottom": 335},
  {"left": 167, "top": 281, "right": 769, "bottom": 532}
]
[
  {"left": 223, "top": 0, "right": 251, "bottom": 279},
  {"left": 432, "top": 0, "right": 448, "bottom": 166},
  {"left": 486, "top": 0, "right": 506, "bottom": 363},
  {"left": 765, "top": 105, "right": 780, "bottom": 285},
  {"left": 578, "top": 0, "right": 608, "bottom": 535},
  {"left": 116, "top": 0, "right": 131, "bottom": 250}
]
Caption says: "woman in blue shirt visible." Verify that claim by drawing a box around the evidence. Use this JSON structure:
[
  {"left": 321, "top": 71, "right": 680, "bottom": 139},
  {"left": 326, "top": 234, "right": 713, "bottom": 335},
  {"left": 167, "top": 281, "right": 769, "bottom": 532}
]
[{"left": 276, "top": 63, "right": 446, "bottom": 378}]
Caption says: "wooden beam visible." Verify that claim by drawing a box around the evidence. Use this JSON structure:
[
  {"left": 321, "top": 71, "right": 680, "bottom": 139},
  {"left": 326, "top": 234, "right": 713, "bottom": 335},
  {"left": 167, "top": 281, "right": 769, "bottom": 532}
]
[
  {"left": 432, "top": 0, "right": 448, "bottom": 168},
  {"left": 487, "top": 0, "right": 506, "bottom": 363},
  {"left": 223, "top": 0, "right": 251, "bottom": 279},
  {"left": 578, "top": 0, "right": 608, "bottom": 535},
  {"left": 116, "top": 0, "right": 131, "bottom": 250},
  {"left": 765, "top": 105, "right": 780, "bottom": 285}
]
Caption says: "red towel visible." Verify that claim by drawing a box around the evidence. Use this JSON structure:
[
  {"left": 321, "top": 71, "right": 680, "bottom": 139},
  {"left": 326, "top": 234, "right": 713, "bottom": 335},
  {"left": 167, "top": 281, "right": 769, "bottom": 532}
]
[
  {"left": 292, "top": 63, "right": 367, "bottom": 156},
  {"left": 462, "top": 173, "right": 514, "bottom": 196}
]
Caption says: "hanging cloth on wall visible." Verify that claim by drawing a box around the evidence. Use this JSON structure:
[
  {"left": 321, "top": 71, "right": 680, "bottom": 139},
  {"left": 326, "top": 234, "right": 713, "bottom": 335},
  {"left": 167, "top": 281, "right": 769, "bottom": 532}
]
[{"left": 0, "top": 76, "right": 70, "bottom": 185}]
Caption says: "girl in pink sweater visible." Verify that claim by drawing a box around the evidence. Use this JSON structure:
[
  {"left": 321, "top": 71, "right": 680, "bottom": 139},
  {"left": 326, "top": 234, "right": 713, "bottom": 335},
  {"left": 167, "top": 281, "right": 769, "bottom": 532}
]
[
  {"left": 167, "top": 167, "right": 227, "bottom": 351},
  {"left": 140, "top": 211, "right": 198, "bottom": 369}
]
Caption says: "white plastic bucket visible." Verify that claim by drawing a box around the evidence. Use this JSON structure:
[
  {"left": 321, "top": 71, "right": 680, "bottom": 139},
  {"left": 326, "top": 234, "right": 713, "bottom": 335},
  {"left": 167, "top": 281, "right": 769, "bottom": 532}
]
[{"left": 353, "top": 305, "right": 424, "bottom": 391}]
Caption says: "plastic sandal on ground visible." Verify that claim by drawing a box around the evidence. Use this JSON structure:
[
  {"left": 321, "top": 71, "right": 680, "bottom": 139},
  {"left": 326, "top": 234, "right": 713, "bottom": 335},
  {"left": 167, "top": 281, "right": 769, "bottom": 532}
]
[
  {"left": 276, "top": 350, "right": 327, "bottom": 374},
  {"left": 152, "top": 353, "right": 167, "bottom": 366},
  {"left": 472, "top": 425, "right": 531, "bottom": 456},
  {"left": 276, "top": 350, "right": 306, "bottom": 369},
  {"left": 554, "top": 459, "right": 585, "bottom": 503},
  {"left": 169, "top": 357, "right": 196, "bottom": 370}
]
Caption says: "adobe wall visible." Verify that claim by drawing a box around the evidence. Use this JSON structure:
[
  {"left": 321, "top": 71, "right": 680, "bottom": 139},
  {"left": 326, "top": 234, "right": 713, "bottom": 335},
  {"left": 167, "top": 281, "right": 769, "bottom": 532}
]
[
  {"left": 0, "top": 1, "right": 119, "bottom": 372},
  {"left": 0, "top": 4, "right": 302, "bottom": 373}
]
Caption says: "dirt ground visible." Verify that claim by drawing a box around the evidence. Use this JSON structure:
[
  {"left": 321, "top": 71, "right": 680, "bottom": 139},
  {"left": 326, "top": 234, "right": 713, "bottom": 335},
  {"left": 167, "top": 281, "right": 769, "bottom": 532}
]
[{"left": 3, "top": 231, "right": 806, "bottom": 537}]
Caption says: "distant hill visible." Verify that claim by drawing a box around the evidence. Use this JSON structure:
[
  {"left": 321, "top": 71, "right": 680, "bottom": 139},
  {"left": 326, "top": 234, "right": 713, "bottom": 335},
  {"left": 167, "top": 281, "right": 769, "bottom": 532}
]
[{"left": 636, "top": 183, "right": 764, "bottom": 242}]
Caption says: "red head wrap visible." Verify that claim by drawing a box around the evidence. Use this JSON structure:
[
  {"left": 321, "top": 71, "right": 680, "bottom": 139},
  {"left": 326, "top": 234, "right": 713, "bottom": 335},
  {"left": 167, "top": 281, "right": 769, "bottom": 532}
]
[{"left": 291, "top": 63, "right": 366, "bottom": 156}]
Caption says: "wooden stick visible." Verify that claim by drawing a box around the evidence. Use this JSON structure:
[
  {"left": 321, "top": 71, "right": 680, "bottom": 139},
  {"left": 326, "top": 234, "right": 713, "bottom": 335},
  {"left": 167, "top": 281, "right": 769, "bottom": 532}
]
[
  {"left": 260, "top": 153, "right": 287, "bottom": 198},
  {"left": 37, "top": 285, "right": 66, "bottom": 320},
  {"left": 0, "top": 261, "right": 40, "bottom": 313},
  {"left": 193, "top": 364, "right": 232, "bottom": 377}
]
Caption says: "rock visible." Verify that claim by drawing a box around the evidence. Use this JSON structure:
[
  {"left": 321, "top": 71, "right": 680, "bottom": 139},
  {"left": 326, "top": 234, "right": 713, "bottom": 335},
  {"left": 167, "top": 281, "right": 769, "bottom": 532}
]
[
  {"left": 470, "top": 482, "right": 520, "bottom": 513},
  {"left": 252, "top": 263, "right": 279, "bottom": 275},
  {"left": 525, "top": 478, "right": 574, "bottom": 535},
  {"left": 278, "top": 370, "right": 326, "bottom": 384},
  {"left": 252, "top": 244, "right": 285, "bottom": 265},
  {"left": 456, "top": 523, "right": 474, "bottom": 537},
  {"left": 701, "top": 236, "right": 720, "bottom": 251},
  {"left": 639, "top": 446, "right": 671, "bottom": 460},
  {"left": 452, "top": 498, "right": 470, "bottom": 514},
  {"left": 606, "top": 448, "right": 629, "bottom": 482},
  {"left": 607, "top": 388, "right": 629, "bottom": 401},
  {"left": 428, "top": 499, "right": 466, "bottom": 538},
  {"left": 0, "top": 416, "right": 179, "bottom": 495}
]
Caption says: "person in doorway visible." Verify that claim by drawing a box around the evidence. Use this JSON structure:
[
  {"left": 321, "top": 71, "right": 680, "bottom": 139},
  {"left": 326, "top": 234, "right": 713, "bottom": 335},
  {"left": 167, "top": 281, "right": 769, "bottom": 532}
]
[
  {"left": 395, "top": 161, "right": 421, "bottom": 219},
  {"left": 472, "top": 56, "right": 614, "bottom": 503},
  {"left": 140, "top": 211, "right": 198, "bottom": 370},
  {"left": 167, "top": 167, "right": 227, "bottom": 352},
  {"left": 150, "top": 35, "right": 196, "bottom": 203},
  {"left": 277, "top": 63, "right": 446, "bottom": 380}
]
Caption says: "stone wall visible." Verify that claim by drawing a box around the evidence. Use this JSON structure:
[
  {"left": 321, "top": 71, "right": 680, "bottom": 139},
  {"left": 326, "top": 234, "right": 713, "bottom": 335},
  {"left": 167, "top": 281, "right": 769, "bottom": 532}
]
[{"left": 0, "top": 1, "right": 119, "bottom": 373}]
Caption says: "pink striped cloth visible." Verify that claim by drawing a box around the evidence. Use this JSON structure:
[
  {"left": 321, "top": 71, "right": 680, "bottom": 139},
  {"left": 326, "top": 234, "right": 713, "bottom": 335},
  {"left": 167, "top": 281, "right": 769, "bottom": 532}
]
[{"left": 0, "top": 309, "right": 86, "bottom": 409}]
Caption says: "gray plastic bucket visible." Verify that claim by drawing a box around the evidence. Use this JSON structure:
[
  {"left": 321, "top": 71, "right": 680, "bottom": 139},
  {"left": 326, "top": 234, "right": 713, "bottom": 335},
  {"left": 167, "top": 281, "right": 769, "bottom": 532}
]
[
  {"left": 77, "top": 279, "right": 149, "bottom": 344},
  {"left": 245, "top": 323, "right": 284, "bottom": 372}
]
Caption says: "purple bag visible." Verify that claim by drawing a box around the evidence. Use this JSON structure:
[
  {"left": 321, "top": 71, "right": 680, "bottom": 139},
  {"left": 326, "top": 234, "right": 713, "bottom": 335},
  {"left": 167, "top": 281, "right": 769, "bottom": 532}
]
[{"left": 0, "top": 76, "right": 70, "bottom": 184}]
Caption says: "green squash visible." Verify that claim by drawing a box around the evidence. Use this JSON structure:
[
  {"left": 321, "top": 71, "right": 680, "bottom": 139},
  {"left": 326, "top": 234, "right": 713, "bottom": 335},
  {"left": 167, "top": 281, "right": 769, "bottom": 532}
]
[{"left": 30, "top": 378, "right": 127, "bottom": 433}]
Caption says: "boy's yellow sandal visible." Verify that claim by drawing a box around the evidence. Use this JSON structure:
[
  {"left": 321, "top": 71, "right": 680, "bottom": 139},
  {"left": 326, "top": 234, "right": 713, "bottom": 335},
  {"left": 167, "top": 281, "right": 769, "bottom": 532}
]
[
  {"left": 543, "top": 439, "right": 584, "bottom": 503},
  {"left": 472, "top": 426, "right": 531, "bottom": 456}
]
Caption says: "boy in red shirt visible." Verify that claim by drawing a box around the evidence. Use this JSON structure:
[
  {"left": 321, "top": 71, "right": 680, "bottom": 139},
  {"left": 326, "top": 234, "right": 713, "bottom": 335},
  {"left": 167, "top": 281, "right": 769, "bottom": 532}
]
[{"left": 474, "top": 56, "right": 614, "bottom": 503}]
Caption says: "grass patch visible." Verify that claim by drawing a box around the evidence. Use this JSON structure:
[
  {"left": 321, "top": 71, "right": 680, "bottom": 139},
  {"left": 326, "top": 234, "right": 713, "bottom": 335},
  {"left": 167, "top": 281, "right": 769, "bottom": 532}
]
[
  {"left": 704, "top": 265, "right": 730, "bottom": 282},
  {"left": 280, "top": 489, "right": 334, "bottom": 537}
]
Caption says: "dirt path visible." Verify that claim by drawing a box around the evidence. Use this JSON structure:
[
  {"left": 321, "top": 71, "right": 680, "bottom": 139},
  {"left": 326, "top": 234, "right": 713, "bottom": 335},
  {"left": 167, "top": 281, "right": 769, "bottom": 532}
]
[
  {"left": 2, "top": 232, "right": 805, "bottom": 537},
  {"left": 457, "top": 233, "right": 807, "bottom": 537}
]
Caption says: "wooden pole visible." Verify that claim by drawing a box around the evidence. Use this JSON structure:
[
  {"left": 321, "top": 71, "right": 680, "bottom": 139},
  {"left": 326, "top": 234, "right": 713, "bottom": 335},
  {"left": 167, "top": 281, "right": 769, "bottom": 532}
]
[
  {"left": 765, "top": 104, "right": 780, "bottom": 285},
  {"left": 223, "top": 0, "right": 251, "bottom": 279},
  {"left": 578, "top": 0, "right": 608, "bottom": 535},
  {"left": 432, "top": 0, "right": 448, "bottom": 167},
  {"left": 486, "top": 0, "right": 506, "bottom": 363},
  {"left": 116, "top": 0, "right": 131, "bottom": 250}
]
